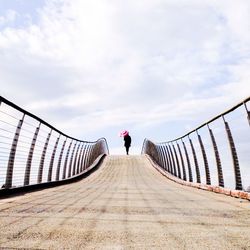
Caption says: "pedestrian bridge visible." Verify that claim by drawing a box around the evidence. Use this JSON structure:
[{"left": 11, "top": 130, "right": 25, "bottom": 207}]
[{"left": 0, "top": 96, "right": 250, "bottom": 249}]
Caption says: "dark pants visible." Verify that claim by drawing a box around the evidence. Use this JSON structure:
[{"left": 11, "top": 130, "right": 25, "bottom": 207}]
[{"left": 125, "top": 146, "right": 130, "bottom": 155}]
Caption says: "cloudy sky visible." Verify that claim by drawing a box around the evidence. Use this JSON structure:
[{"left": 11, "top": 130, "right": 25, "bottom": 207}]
[{"left": 0, "top": 0, "right": 250, "bottom": 154}]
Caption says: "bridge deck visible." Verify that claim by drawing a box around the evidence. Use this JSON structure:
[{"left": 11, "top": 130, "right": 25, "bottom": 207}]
[{"left": 0, "top": 155, "right": 249, "bottom": 249}]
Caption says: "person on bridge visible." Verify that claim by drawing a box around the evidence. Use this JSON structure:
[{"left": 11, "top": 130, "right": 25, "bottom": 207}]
[{"left": 124, "top": 132, "right": 131, "bottom": 155}]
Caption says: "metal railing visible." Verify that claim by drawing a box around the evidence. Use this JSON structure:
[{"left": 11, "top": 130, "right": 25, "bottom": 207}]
[
  {"left": 0, "top": 96, "right": 109, "bottom": 190},
  {"left": 142, "top": 97, "right": 250, "bottom": 192}
]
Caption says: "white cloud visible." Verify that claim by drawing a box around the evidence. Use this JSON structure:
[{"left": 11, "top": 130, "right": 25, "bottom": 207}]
[
  {"left": 0, "top": 9, "right": 17, "bottom": 26},
  {"left": 0, "top": 0, "right": 250, "bottom": 153}
]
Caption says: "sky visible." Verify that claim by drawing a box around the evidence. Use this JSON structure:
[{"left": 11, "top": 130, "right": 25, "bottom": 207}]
[{"left": 0, "top": 0, "right": 250, "bottom": 155}]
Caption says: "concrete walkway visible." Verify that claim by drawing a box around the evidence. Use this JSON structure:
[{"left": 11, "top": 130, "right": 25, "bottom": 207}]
[{"left": 0, "top": 155, "right": 249, "bottom": 249}]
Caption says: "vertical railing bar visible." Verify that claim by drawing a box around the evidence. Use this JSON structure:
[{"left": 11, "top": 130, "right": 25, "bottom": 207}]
[
  {"left": 5, "top": 113, "right": 25, "bottom": 189},
  {"left": 163, "top": 145, "right": 170, "bottom": 172},
  {"left": 86, "top": 144, "right": 93, "bottom": 169},
  {"left": 24, "top": 122, "right": 41, "bottom": 186},
  {"left": 161, "top": 145, "right": 167, "bottom": 170},
  {"left": 161, "top": 145, "right": 166, "bottom": 169},
  {"left": 47, "top": 134, "right": 61, "bottom": 182},
  {"left": 222, "top": 116, "right": 242, "bottom": 190},
  {"left": 72, "top": 142, "right": 81, "bottom": 176},
  {"left": 62, "top": 139, "right": 73, "bottom": 179},
  {"left": 90, "top": 143, "right": 97, "bottom": 166},
  {"left": 157, "top": 145, "right": 163, "bottom": 168},
  {"left": 67, "top": 141, "right": 78, "bottom": 178},
  {"left": 38, "top": 129, "right": 52, "bottom": 184},
  {"left": 172, "top": 143, "right": 181, "bottom": 179},
  {"left": 83, "top": 144, "right": 90, "bottom": 170},
  {"left": 182, "top": 139, "right": 193, "bottom": 182},
  {"left": 88, "top": 144, "right": 94, "bottom": 167},
  {"left": 77, "top": 143, "right": 84, "bottom": 174},
  {"left": 56, "top": 138, "right": 67, "bottom": 181},
  {"left": 188, "top": 135, "right": 201, "bottom": 183},
  {"left": 207, "top": 124, "right": 224, "bottom": 187},
  {"left": 85, "top": 144, "right": 90, "bottom": 169},
  {"left": 168, "top": 144, "right": 177, "bottom": 177},
  {"left": 196, "top": 130, "right": 211, "bottom": 185},
  {"left": 176, "top": 141, "right": 186, "bottom": 181},
  {"left": 166, "top": 145, "right": 173, "bottom": 174},
  {"left": 90, "top": 143, "right": 96, "bottom": 166},
  {"left": 80, "top": 144, "right": 87, "bottom": 172}
]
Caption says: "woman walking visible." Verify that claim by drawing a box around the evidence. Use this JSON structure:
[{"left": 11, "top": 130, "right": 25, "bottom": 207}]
[
  {"left": 124, "top": 132, "right": 131, "bottom": 155},
  {"left": 120, "top": 130, "right": 132, "bottom": 155}
]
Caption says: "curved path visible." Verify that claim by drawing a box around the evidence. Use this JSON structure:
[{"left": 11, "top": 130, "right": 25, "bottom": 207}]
[{"left": 0, "top": 155, "right": 249, "bottom": 249}]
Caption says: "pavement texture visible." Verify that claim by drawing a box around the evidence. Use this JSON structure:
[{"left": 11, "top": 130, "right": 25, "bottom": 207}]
[{"left": 0, "top": 155, "right": 250, "bottom": 250}]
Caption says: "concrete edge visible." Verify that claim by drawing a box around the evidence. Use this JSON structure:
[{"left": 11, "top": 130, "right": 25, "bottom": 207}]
[
  {"left": 144, "top": 154, "right": 250, "bottom": 201},
  {"left": 0, "top": 154, "right": 107, "bottom": 199}
]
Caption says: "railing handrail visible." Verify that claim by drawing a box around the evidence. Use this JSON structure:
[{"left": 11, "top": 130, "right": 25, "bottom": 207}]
[{"left": 0, "top": 95, "right": 103, "bottom": 143}]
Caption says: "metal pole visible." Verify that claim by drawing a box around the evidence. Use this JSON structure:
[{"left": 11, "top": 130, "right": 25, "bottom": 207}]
[
  {"left": 62, "top": 140, "right": 73, "bottom": 179},
  {"left": 24, "top": 123, "right": 41, "bottom": 186},
  {"left": 72, "top": 142, "right": 81, "bottom": 176},
  {"left": 67, "top": 141, "right": 78, "bottom": 178},
  {"left": 5, "top": 114, "right": 25, "bottom": 188},
  {"left": 188, "top": 135, "right": 201, "bottom": 183},
  {"left": 207, "top": 124, "right": 224, "bottom": 187},
  {"left": 182, "top": 139, "right": 193, "bottom": 182},
  {"left": 172, "top": 143, "right": 181, "bottom": 179},
  {"left": 176, "top": 141, "right": 186, "bottom": 181},
  {"left": 222, "top": 116, "right": 242, "bottom": 190},
  {"left": 168, "top": 144, "right": 177, "bottom": 177},
  {"left": 47, "top": 135, "right": 60, "bottom": 182},
  {"left": 196, "top": 130, "right": 211, "bottom": 185},
  {"left": 38, "top": 129, "right": 52, "bottom": 184},
  {"left": 56, "top": 138, "right": 67, "bottom": 181}
]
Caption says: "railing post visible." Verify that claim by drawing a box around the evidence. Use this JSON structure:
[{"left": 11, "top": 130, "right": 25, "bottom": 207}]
[
  {"left": 182, "top": 139, "right": 193, "bottom": 182},
  {"left": 168, "top": 144, "right": 177, "bottom": 177},
  {"left": 171, "top": 143, "right": 181, "bottom": 179},
  {"left": 62, "top": 140, "right": 73, "bottom": 179},
  {"left": 90, "top": 144, "right": 97, "bottom": 165},
  {"left": 68, "top": 141, "right": 78, "bottom": 178},
  {"left": 207, "top": 125, "right": 224, "bottom": 187},
  {"left": 189, "top": 135, "right": 201, "bottom": 183},
  {"left": 176, "top": 142, "right": 186, "bottom": 181},
  {"left": 24, "top": 123, "right": 41, "bottom": 186},
  {"left": 56, "top": 138, "right": 67, "bottom": 181},
  {"left": 165, "top": 145, "right": 173, "bottom": 174},
  {"left": 160, "top": 145, "right": 166, "bottom": 170},
  {"left": 162, "top": 145, "right": 167, "bottom": 170},
  {"left": 77, "top": 143, "right": 84, "bottom": 174},
  {"left": 72, "top": 142, "right": 81, "bottom": 176},
  {"left": 38, "top": 130, "right": 52, "bottom": 184},
  {"left": 47, "top": 135, "right": 60, "bottom": 182},
  {"left": 196, "top": 131, "right": 211, "bottom": 185},
  {"left": 222, "top": 116, "right": 242, "bottom": 190},
  {"left": 157, "top": 145, "right": 163, "bottom": 168},
  {"left": 83, "top": 144, "right": 90, "bottom": 170},
  {"left": 87, "top": 144, "right": 94, "bottom": 167},
  {"left": 5, "top": 114, "right": 25, "bottom": 189},
  {"left": 80, "top": 144, "right": 87, "bottom": 172},
  {"left": 85, "top": 144, "right": 90, "bottom": 169},
  {"left": 162, "top": 145, "right": 170, "bottom": 172}
]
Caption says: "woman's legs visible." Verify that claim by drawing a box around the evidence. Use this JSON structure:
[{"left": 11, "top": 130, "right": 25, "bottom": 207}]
[{"left": 125, "top": 146, "right": 129, "bottom": 155}]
